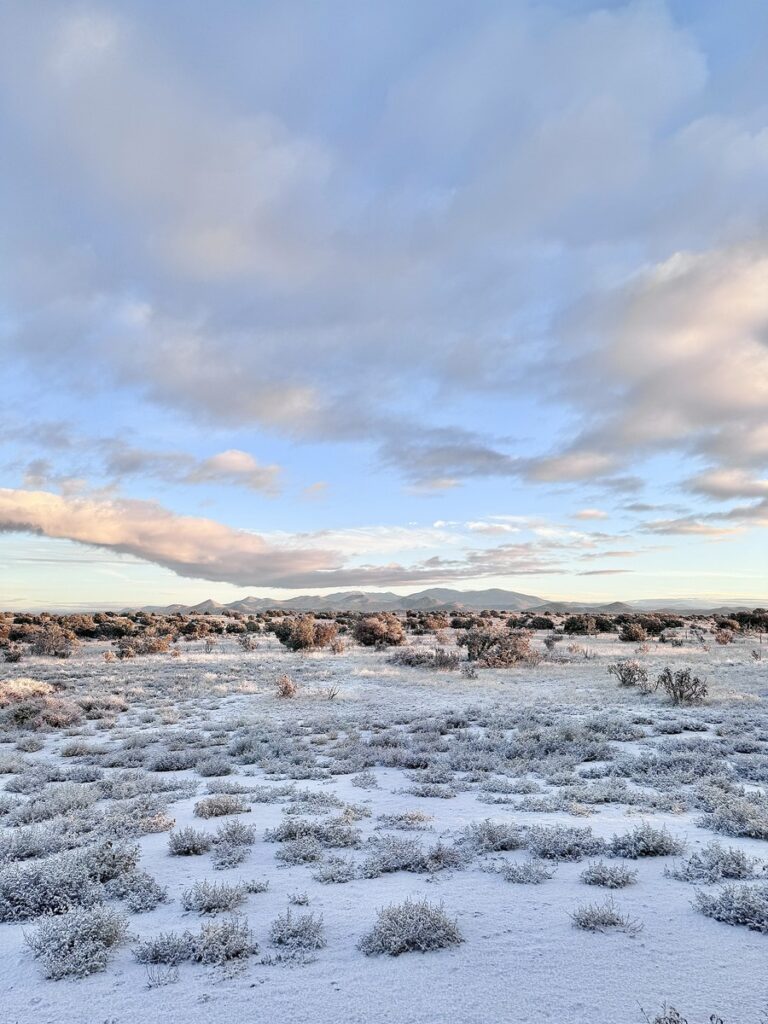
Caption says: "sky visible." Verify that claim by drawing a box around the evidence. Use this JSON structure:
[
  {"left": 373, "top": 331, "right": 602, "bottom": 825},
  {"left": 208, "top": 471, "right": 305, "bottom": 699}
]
[{"left": 0, "top": 0, "right": 766, "bottom": 610}]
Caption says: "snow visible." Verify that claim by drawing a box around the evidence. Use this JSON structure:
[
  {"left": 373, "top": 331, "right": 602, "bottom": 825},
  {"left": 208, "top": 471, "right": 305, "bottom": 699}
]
[{"left": 0, "top": 631, "right": 766, "bottom": 1024}]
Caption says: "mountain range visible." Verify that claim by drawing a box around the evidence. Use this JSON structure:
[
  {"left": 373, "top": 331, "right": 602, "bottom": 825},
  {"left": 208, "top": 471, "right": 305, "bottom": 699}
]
[{"left": 137, "top": 588, "right": 763, "bottom": 616}]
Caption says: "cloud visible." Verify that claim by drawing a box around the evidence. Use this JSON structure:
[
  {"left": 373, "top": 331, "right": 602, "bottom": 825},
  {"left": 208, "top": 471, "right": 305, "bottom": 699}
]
[
  {"left": 573, "top": 508, "right": 608, "bottom": 520},
  {"left": 684, "top": 468, "right": 768, "bottom": 500},
  {"left": 641, "top": 517, "right": 741, "bottom": 537}
]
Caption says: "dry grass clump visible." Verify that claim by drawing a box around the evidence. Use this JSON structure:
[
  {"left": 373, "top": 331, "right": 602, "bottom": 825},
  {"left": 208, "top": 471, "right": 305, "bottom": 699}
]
[
  {"left": 25, "top": 905, "right": 128, "bottom": 979},
  {"left": 275, "top": 673, "right": 299, "bottom": 699},
  {"left": 570, "top": 897, "right": 643, "bottom": 936},
  {"left": 359, "top": 898, "right": 463, "bottom": 956}
]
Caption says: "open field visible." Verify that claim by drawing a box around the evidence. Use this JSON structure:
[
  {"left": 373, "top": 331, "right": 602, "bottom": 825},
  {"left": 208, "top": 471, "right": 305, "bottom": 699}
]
[{"left": 1, "top": 618, "right": 767, "bottom": 1024}]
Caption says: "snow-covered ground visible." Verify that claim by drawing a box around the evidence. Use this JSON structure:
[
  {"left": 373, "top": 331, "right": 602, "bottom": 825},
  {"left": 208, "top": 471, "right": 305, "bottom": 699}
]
[{"left": 1, "top": 631, "right": 767, "bottom": 1024}]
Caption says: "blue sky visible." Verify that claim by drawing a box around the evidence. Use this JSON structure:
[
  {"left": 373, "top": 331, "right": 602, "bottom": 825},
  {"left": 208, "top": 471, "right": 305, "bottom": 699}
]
[{"left": 0, "top": 0, "right": 766, "bottom": 609}]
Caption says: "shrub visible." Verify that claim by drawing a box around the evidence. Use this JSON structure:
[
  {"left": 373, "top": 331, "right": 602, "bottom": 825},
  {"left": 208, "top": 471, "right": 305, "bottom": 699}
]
[
  {"left": 274, "top": 836, "right": 324, "bottom": 865},
  {"left": 0, "top": 853, "right": 101, "bottom": 921},
  {"left": 458, "top": 628, "right": 540, "bottom": 667},
  {"left": 580, "top": 861, "right": 638, "bottom": 888},
  {"left": 273, "top": 615, "right": 338, "bottom": 652},
  {"left": 269, "top": 908, "right": 326, "bottom": 951},
  {"left": 191, "top": 916, "right": 259, "bottom": 964},
  {"left": 609, "top": 823, "right": 685, "bottom": 859},
  {"left": 666, "top": 842, "right": 762, "bottom": 883},
  {"left": 105, "top": 870, "right": 168, "bottom": 913},
  {"left": 496, "top": 859, "right": 556, "bottom": 884},
  {"left": 461, "top": 819, "right": 525, "bottom": 852},
  {"left": 133, "top": 930, "right": 195, "bottom": 965},
  {"left": 311, "top": 856, "right": 357, "bottom": 884},
  {"left": 168, "top": 826, "right": 213, "bottom": 856},
  {"left": 358, "top": 898, "right": 463, "bottom": 956},
  {"left": 181, "top": 880, "right": 249, "bottom": 914},
  {"left": 353, "top": 614, "right": 406, "bottom": 648},
  {"left": 570, "top": 897, "right": 642, "bottom": 935},
  {"left": 194, "top": 794, "right": 249, "bottom": 818},
  {"left": 527, "top": 825, "right": 605, "bottom": 862},
  {"left": 694, "top": 882, "right": 768, "bottom": 933},
  {"left": 275, "top": 673, "right": 298, "bottom": 699},
  {"left": 657, "top": 667, "right": 708, "bottom": 706},
  {"left": 25, "top": 905, "right": 128, "bottom": 979},
  {"left": 196, "top": 755, "right": 233, "bottom": 777},
  {"left": 30, "top": 623, "right": 79, "bottom": 659},
  {"left": 619, "top": 622, "right": 647, "bottom": 643},
  {"left": 607, "top": 660, "right": 649, "bottom": 689},
  {"left": 700, "top": 794, "right": 768, "bottom": 841}
]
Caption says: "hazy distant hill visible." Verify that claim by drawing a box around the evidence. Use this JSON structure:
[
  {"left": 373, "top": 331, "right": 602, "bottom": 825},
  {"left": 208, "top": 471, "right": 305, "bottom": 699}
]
[{"left": 137, "top": 588, "right": 763, "bottom": 616}]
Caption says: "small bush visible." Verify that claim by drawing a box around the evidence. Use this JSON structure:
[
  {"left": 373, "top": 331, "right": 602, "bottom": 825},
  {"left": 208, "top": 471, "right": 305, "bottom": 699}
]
[
  {"left": 275, "top": 673, "right": 298, "bottom": 699},
  {"left": 694, "top": 882, "right": 768, "bottom": 933},
  {"left": 527, "top": 825, "right": 605, "bottom": 862},
  {"left": 0, "top": 853, "right": 101, "bottom": 921},
  {"left": 168, "top": 826, "right": 213, "bottom": 856},
  {"left": 570, "top": 897, "right": 642, "bottom": 935},
  {"left": 196, "top": 756, "right": 233, "bottom": 778},
  {"left": 181, "top": 879, "right": 249, "bottom": 914},
  {"left": 609, "top": 823, "right": 685, "bottom": 859},
  {"left": 105, "top": 870, "right": 168, "bottom": 913},
  {"left": 353, "top": 614, "right": 406, "bottom": 648},
  {"left": 496, "top": 859, "right": 556, "bottom": 884},
  {"left": 194, "top": 794, "right": 249, "bottom": 818},
  {"left": 619, "top": 623, "right": 647, "bottom": 643},
  {"left": 657, "top": 667, "right": 708, "bottom": 706},
  {"left": 580, "top": 861, "right": 638, "bottom": 888},
  {"left": 359, "top": 898, "right": 463, "bottom": 956},
  {"left": 607, "top": 660, "right": 649, "bottom": 689},
  {"left": 191, "top": 916, "right": 259, "bottom": 964},
  {"left": 269, "top": 908, "right": 326, "bottom": 951},
  {"left": 666, "top": 841, "right": 762, "bottom": 883},
  {"left": 133, "top": 930, "right": 194, "bottom": 965},
  {"left": 25, "top": 905, "right": 128, "bottom": 979},
  {"left": 311, "top": 856, "right": 357, "bottom": 884},
  {"left": 461, "top": 819, "right": 525, "bottom": 852}
]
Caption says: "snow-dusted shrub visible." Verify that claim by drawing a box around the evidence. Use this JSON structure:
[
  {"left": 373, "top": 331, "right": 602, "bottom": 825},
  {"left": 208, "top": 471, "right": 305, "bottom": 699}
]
[
  {"left": 10, "top": 782, "right": 98, "bottom": 825},
  {"left": 461, "top": 819, "right": 525, "bottom": 852},
  {"left": 570, "top": 897, "right": 643, "bottom": 935},
  {"left": 607, "top": 660, "right": 649, "bottom": 689},
  {"left": 133, "top": 930, "right": 195, "bottom": 965},
  {"left": 181, "top": 879, "right": 249, "bottom": 914},
  {"left": 666, "top": 841, "right": 762, "bottom": 883},
  {"left": 527, "top": 825, "right": 605, "bottom": 862},
  {"left": 194, "top": 794, "right": 250, "bottom": 818},
  {"left": 694, "top": 883, "right": 768, "bottom": 933},
  {"left": 376, "top": 810, "right": 434, "bottom": 831},
  {"left": 496, "top": 858, "right": 556, "bottom": 884},
  {"left": 168, "top": 826, "right": 213, "bottom": 856},
  {"left": 191, "top": 915, "right": 259, "bottom": 964},
  {"left": 359, "top": 898, "right": 463, "bottom": 956},
  {"left": 0, "top": 853, "right": 101, "bottom": 921},
  {"left": 269, "top": 908, "right": 326, "bottom": 950},
  {"left": 213, "top": 820, "right": 256, "bottom": 847},
  {"left": 404, "top": 782, "right": 456, "bottom": 799},
  {"left": 25, "top": 905, "right": 128, "bottom": 979},
  {"left": 699, "top": 794, "right": 768, "bottom": 841},
  {"left": 353, "top": 614, "right": 405, "bottom": 648},
  {"left": 361, "top": 836, "right": 426, "bottom": 877},
  {"left": 82, "top": 840, "right": 140, "bottom": 883},
  {"left": 311, "top": 856, "right": 357, "bottom": 884},
  {"left": 195, "top": 755, "right": 233, "bottom": 778},
  {"left": 351, "top": 769, "right": 379, "bottom": 790},
  {"left": 275, "top": 673, "right": 298, "bottom": 699},
  {"left": 609, "top": 823, "right": 685, "bottom": 859},
  {"left": 146, "top": 750, "right": 197, "bottom": 772},
  {"left": 275, "top": 836, "right": 324, "bottom": 865},
  {"left": 105, "top": 869, "right": 168, "bottom": 913},
  {"left": 580, "top": 861, "right": 638, "bottom": 888},
  {"left": 657, "top": 667, "right": 708, "bottom": 706}
]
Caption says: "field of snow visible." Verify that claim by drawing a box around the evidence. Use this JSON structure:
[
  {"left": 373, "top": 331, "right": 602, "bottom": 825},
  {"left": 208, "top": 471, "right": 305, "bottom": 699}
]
[{"left": 1, "top": 630, "right": 767, "bottom": 1024}]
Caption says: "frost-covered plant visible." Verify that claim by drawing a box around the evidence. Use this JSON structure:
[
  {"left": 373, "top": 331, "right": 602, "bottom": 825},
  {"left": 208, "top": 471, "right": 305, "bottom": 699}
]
[
  {"left": 461, "top": 819, "right": 525, "bottom": 852},
  {"left": 269, "top": 908, "right": 326, "bottom": 951},
  {"left": 105, "top": 869, "right": 168, "bottom": 913},
  {"left": 191, "top": 916, "right": 259, "bottom": 964},
  {"left": 311, "top": 856, "right": 357, "bottom": 884},
  {"left": 275, "top": 836, "right": 324, "bottom": 865},
  {"left": 495, "top": 858, "right": 556, "bottom": 884},
  {"left": 607, "top": 660, "right": 649, "bottom": 689},
  {"left": 168, "top": 826, "right": 213, "bottom": 856},
  {"left": 694, "top": 883, "right": 768, "bottom": 933},
  {"left": 570, "top": 897, "right": 643, "bottom": 935},
  {"left": 376, "top": 810, "right": 434, "bottom": 831},
  {"left": 527, "top": 825, "right": 605, "bottom": 862},
  {"left": 181, "top": 879, "right": 249, "bottom": 914},
  {"left": 359, "top": 898, "right": 463, "bottom": 956},
  {"left": 25, "top": 905, "right": 128, "bottom": 979},
  {"left": 657, "top": 667, "right": 708, "bottom": 706},
  {"left": 609, "top": 823, "right": 685, "bottom": 859},
  {"left": 133, "top": 930, "right": 195, "bottom": 965},
  {"left": 194, "top": 794, "right": 250, "bottom": 818},
  {"left": 0, "top": 853, "right": 101, "bottom": 921},
  {"left": 196, "top": 755, "right": 233, "bottom": 778},
  {"left": 699, "top": 794, "right": 768, "bottom": 841},
  {"left": 666, "top": 841, "right": 762, "bottom": 883},
  {"left": 580, "top": 861, "right": 638, "bottom": 888}
]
